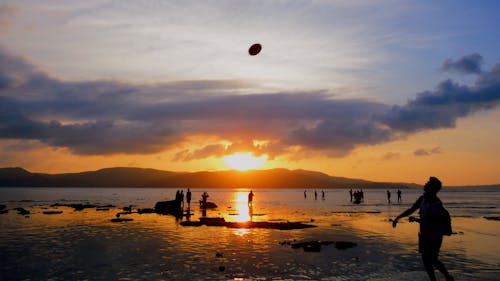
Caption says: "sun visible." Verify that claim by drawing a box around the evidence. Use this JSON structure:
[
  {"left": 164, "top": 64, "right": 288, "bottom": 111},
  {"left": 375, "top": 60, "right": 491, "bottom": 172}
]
[{"left": 223, "top": 152, "right": 267, "bottom": 171}]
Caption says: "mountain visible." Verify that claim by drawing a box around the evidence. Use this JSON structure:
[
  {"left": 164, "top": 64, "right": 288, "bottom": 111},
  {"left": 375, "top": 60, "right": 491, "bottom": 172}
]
[{"left": 0, "top": 166, "right": 417, "bottom": 189}]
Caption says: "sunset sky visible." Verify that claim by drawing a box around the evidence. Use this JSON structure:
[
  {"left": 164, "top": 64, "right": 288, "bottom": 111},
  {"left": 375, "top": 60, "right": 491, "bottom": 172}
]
[{"left": 1, "top": 1, "right": 499, "bottom": 185}]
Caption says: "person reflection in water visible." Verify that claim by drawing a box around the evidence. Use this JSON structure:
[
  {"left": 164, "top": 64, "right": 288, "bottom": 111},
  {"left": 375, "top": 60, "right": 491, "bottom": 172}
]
[
  {"left": 392, "top": 177, "right": 454, "bottom": 281},
  {"left": 248, "top": 190, "right": 254, "bottom": 207}
]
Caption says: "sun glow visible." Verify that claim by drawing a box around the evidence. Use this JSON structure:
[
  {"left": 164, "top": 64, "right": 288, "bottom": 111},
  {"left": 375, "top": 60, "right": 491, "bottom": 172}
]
[{"left": 223, "top": 152, "right": 267, "bottom": 171}]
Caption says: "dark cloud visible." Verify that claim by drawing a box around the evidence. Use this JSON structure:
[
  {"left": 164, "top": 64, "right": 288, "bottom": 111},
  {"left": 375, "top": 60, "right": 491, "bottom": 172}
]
[
  {"left": 414, "top": 147, "right": 442, "bottom": 156},
  {"left": 1, "top": 47, "right": 499, "bottom": 159},
  {"left": 441, "top": 53, "right": 483, "bottom": 74},
  {"left": 379, "top": 64, "right": 500, "bottom": 132}
]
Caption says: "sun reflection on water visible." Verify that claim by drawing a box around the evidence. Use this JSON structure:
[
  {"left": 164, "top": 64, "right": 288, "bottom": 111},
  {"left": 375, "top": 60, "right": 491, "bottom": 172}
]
[{"left": 232, "top": 191, "right": 251, "bottom": 223}]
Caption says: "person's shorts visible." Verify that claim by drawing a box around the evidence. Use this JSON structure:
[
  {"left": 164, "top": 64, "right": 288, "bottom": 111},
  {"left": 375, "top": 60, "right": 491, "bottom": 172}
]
[{"left": 418, "top": 234, "right": 443, "bottom": 254}]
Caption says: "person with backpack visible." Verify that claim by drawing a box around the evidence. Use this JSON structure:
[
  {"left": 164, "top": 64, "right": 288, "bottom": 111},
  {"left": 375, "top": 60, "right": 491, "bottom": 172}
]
[{"left": 392, "top": 177, "right": 454, "bottom": 281}]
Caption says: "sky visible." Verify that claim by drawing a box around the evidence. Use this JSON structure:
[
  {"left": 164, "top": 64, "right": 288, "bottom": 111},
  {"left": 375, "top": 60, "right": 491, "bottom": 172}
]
[{"left": 0, "top": 0, "right": 499, "bottom": 185}]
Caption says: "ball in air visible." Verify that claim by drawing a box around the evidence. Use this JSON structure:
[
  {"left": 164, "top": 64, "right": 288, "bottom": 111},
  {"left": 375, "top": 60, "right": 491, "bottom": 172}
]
[{"left": 248, "top": 43, "right": 262, "bottom": 56}]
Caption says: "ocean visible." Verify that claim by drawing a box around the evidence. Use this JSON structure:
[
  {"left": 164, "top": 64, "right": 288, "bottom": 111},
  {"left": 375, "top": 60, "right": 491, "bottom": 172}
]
[{"left": 1, "top": 187, "right": 499, "bottom": 280}]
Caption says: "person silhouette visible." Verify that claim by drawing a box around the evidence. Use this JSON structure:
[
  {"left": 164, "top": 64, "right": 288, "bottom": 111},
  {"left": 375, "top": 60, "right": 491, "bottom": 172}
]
[
  {"left": 304, "top": 190, "right": 307, "bottom": 199},
  {"left": 397, "top": 189, "right": 402, "bottom": 202},
  {"left": 248, "top": 190, "right": 254, "bottom": 207},
  {"left": 314, "top": 190, "right": 317, "bottom": 200},
  {"left": 392, "top": 177, "right": 454, "bottom": 281},
  {"left": 387, "top": 190, "right": 391, "bottom": 204},
  {"left": 201, "top": 192, "right": 209, "bottom": 208},
  {"left": 186, "top": 188, "right": 192, "bottom": 208},
  {"left": 180, "top": 190, "right": 184, "bottom": 208},
  {"left": 349, "top": 189, "right": 353, "bottom": 202}
]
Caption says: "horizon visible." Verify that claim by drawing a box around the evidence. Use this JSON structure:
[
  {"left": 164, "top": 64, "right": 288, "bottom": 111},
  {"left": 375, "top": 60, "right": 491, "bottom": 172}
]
[
  {"left": 0, "top": 1, "right": 499, "bottom": 186},
  {"left": 3, "top": 165, "right": 500, "bottom": 187}
]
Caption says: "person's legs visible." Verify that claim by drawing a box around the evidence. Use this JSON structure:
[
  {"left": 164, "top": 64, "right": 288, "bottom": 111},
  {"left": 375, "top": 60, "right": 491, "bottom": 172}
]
[
  {"left": 434, "top": 258, "right": 454, "bottom": 281},
  {"left": 421, "top": 252, "right": 437, "bottom": 281}
]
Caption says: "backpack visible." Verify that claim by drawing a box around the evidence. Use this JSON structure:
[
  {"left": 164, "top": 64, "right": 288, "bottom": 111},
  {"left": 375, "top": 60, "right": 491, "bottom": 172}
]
[
  {"left": 419, "top": 195, "right": 453, "bottom": 236},
  {"left": 441, "top": 206, "right": 453, "bottom": 236}
]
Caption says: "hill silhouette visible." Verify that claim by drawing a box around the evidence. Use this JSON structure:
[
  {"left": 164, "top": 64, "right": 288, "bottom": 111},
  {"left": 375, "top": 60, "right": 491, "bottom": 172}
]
[{"left": 0, "top": 167, "right": 418, "bottom": 189}]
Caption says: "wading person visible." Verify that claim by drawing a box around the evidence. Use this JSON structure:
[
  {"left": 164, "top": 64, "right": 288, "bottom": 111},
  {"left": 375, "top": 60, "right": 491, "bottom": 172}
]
[
  {"left": 248, "top": 190, "right": 254, "bottom": 207},
  {"left": 186, "top": 188, "right": 192, "bottom": 208},
  {"left": 392, "top": 177, "right": 454, "bottom": 281}
]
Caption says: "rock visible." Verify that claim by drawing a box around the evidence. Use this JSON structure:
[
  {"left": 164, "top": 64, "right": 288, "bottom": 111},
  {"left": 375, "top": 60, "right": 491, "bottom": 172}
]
[
  {"left": 43, "top": 210, "right": 63, "bottom": 215},
  {"left": 484, "top": 216, "right": 500, "bottom": 221},
  {"left": 111, "top": 218, "right": 133, "bottom": 222},
  {"left": 137, "top": 208, "right": 156, "bottom": 214},
  {"left": 335, "top": 241, "right": 357, "bottom": 250},
  {"left": 15, "top": 207, "right": 30, "bottom": 215}
]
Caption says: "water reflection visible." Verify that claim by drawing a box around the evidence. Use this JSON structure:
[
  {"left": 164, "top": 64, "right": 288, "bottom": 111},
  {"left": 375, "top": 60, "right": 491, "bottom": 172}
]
[{"left": 232, "top": 191, "right": 252, "bottom": 223}]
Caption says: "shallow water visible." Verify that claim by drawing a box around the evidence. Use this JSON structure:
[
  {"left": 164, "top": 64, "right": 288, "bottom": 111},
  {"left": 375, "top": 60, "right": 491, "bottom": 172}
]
[{"left": 0, "top": 187, "right": 499, "bottom": 280}]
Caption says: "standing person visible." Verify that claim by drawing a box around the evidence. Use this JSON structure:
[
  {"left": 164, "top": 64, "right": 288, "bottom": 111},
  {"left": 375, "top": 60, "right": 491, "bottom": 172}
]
[
  {"left": 186, "top": 188, "right": 192, "bottom": 208},
  {"left": 248, "top": 190, "right": 254, "bottom": 206},
  {"left": 180, "top": 190, "right": 184, "bottom": 208},
  {"left": 349, "top": 189, "right": 353, "bottom": 202},
  {"left": 392, "top": 177, "right": 454, "bottom": 281},
  {"left": 314, "top": 190, "right": 318, "bottom": 200},
  {"left": 304, "top": 190, "right": 307, "bottom": 199},
  {"left": 322, "top": 190, "right": 325, "bottom": 200},
  {"left": 201, "top": 192, "right": 209, "bottom": 208},
  {"left": 387, "top": 190, "right": 391, "bottom": 204},
  {"left": 397, "top": 189, "right": 402, "bottom": 202}
]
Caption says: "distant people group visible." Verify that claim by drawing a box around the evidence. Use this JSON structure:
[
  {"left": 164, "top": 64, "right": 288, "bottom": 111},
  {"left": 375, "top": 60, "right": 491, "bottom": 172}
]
[
  {"left": 174, "top": 188, "right": 192, "bottom": 208},
  {"left": 387, "top": 189, "right": 403, "bottom": 204},
  {"left": 304, "top": 190, "right": 326, "bottom": 200},
  {"left": 350, "top": 189, "right": 364, "bottom": 204}
]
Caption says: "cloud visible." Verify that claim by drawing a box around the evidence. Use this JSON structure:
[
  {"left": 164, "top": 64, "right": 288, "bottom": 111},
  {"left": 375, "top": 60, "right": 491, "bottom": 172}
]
[
  {"left": 379, "top": 63, "right": 500, "bottom": 132},
  {"left": 414, "top": 146, "right": 442, "bottom": 156},
  {"left": 0, "top": 4, "right": 19, "bottom": 31},
  {"left": 441, "top": 53, "right": 483, "bottom": 74},
  {"left": 1, "top": 47, "right": 500, "bottom": 159},
  {"left": 381, "top": 152, "right": 400, "bottom": 160}
]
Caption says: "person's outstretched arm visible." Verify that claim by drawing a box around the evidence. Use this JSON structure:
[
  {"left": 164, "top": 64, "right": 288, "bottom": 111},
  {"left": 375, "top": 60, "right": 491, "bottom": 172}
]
[{"left": 392, "top": 196, "right": 422, "bottom": 228}]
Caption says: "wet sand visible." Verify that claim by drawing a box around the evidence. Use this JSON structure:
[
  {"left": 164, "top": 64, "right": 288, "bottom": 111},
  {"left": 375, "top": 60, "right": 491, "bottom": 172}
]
[
  {"left": 0, "top": 188, "right": 499, "bottom": 280},
  {"left": 0, "top": 205, "right": 498, "bottom": 280}
]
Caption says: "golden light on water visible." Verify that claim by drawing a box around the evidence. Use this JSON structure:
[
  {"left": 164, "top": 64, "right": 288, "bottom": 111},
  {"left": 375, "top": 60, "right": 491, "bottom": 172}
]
[
  {"left": 223, "top": 152, "right": 267, "bottom": 171},
  {"left": 232, "top": 191, "right": 252, "bottom": 223}
]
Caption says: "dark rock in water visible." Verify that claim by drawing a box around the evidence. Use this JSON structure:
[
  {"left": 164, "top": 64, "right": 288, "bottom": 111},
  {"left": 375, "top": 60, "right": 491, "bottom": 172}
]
[
  {"left": 290, "top": 240, "right": 357, "bottom": 252},
  {"left": 247, "top": 221, "right": 315, "bottom": 230},
  {"left": 111, "top": 218, "right": 133, "bottom": 222},
  {"left": 43, "top": 210, "right": 63, "bottom": 215},
  {"left": 155, "top": 200, "right": 181, "bottom": 215},
  {"left": 0, "top": 204, "right": 6, "bottom": 210},
  {"left": 291, "top": 241, "right": 334, "bottom": 252},
  {"left": 181, "top": 217, "right": 316, "bottom": 230},
  {"left": 484, "top": 216, "right": 500, "bottom": 221},
  {"left": 137, "top": 208, "right": 156, "bottom": 214},
  {"left": 122, "top": 205, "right": 133, "bottom": 212},
  {"left": 15, "top": 207, "right": 30, "bottom": 215},
  {"left": 180, "top": 221, "right": 204, "bottom": 227},
  {"left": 218, "top": 266, "right": 225, "bottom": 272},
  {"left": 0, "top": 209, "right": 8, "bottom": 214},
  {"left": 304, "top": 243, "right": 321, "bottom": 252},
  {"left": 200, "top": 201, "right": 218, "bottom": 209},
  {"left": 51, "top": 203, "right": 96, "bottom": 211},
  {"left": 335, "top": 241, "right": 357, "bottom": 250},
  {"left": 216, "top": 252, "right": 223, "bottom": 258}
]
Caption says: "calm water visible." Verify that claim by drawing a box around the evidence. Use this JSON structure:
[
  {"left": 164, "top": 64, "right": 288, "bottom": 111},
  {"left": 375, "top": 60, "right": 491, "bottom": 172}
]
[{"left": 1, "top": 187, "right": 499, "bottom": 280}]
